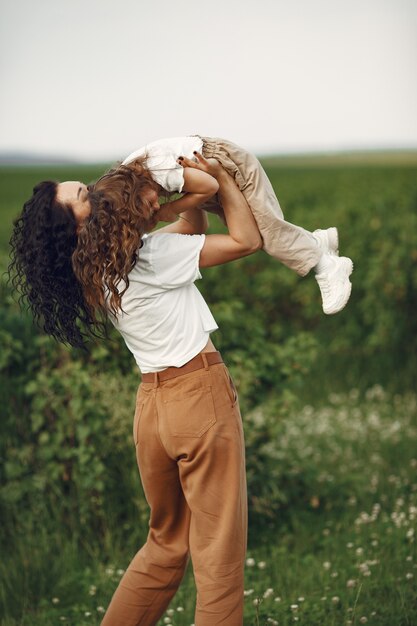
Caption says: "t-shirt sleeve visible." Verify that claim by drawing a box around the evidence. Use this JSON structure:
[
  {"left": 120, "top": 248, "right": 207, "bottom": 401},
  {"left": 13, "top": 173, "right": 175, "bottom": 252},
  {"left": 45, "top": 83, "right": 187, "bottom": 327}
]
[
  {"left": 150, "top": 161, "right": 185, "bottom": 193},
  {"left": 149, "top": 232, "right": 205, "bottom": 289}
]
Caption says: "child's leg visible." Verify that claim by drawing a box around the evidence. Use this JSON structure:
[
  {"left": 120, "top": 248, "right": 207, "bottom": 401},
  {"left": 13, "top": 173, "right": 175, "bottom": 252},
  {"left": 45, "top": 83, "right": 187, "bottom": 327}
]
[
  {"left": 198, "top": 136, "right": 353, "bottom": 315},
  {"left": 199, "top": 136, "right": 321, "bottom": 277}
]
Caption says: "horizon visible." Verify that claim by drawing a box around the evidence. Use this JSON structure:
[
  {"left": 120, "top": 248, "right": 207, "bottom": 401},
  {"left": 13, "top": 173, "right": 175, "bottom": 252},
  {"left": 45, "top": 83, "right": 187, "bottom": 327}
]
[{"left": 1, "top": 143, "right": 417, "bottom": 167}]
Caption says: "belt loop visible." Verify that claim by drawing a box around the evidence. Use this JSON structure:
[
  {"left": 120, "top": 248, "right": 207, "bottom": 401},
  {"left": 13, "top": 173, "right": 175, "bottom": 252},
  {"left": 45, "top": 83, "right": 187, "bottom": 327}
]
[
  {"left": 201, "top": 353, "right": 209, "bottom": 371},
  {"left": 153, "top": 372, "right": 159, "bottom": 389}
]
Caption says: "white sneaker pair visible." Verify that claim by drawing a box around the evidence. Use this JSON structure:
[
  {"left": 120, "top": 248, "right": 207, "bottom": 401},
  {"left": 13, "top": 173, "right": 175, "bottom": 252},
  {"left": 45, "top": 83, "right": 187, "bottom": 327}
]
[{"left": 313, "top": 227, "right": 353, "bottom": 315}]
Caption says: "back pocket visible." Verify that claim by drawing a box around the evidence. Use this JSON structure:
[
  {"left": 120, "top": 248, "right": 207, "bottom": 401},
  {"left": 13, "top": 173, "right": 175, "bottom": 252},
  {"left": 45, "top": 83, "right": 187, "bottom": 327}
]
[{"left": 161, "top": 375, "right": 217, "bottom": 438}]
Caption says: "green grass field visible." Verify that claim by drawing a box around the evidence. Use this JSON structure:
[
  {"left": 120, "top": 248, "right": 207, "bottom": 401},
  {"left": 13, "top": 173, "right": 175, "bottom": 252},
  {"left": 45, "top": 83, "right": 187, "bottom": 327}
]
[
  {"left": 1, "top": 153, "right": 416, "bottom": 625},
  {"left": 1, "top": 387, "right": 416, "bottom": 626}
]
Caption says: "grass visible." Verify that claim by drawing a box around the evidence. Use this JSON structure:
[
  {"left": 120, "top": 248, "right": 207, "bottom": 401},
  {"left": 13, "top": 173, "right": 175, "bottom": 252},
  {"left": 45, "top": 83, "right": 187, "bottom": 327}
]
[{"left": 1, "top": 386, "right": 416, "bottom": 625}]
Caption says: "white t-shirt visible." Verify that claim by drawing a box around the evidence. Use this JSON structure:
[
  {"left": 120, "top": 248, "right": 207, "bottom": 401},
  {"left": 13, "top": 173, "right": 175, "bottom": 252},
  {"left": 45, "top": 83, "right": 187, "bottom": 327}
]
[
  {"left": 122, "top": 136, "right": 203, "bottom": 193},
  {"left": 104, "top": 232, "right": 218, "bottom": 373}
]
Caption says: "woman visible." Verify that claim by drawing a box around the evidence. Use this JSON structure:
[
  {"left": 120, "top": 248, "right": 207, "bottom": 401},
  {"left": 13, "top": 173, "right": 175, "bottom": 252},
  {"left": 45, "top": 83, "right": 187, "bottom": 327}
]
[{"left": 7, "top": 152, "right": 261, "bottom": 625}]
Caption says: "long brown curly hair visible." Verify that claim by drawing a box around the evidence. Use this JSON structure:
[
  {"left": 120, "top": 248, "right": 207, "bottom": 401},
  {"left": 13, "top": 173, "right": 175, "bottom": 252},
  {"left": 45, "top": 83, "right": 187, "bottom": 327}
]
[
  {"left": 72, "top": 158, "right": 161, "bottom": 322},
  {"left": 7, "top": 158, "right": 162, "bottom": 350}
]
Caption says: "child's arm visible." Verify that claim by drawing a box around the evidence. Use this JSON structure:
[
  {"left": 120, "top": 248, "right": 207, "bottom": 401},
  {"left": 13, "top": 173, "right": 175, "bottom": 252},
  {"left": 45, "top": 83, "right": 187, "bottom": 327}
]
[{"left": 159, "top": 166, "right": 219, "bottom": 218}]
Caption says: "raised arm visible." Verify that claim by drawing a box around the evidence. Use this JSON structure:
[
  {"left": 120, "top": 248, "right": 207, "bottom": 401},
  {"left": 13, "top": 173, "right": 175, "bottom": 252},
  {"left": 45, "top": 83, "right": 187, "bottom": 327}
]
[{"left": 179, "top": 153, "right": 262, "bottom": 268}]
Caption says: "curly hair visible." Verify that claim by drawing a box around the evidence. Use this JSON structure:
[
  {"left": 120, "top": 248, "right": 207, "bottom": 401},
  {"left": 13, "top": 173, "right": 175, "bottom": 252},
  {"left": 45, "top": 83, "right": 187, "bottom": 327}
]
[
  {"left": 72, "top": 158, "right": 160, "bottom": 321},
  {"left": 6, "top": 159, "right": 160, "bottom": 350},
  {"left": 6, "top": 180, "right": 111, "bottom": 350}
]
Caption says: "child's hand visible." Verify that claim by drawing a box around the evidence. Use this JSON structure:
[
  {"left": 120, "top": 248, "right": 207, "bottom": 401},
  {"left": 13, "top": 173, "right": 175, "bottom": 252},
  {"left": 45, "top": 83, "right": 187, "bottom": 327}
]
[{"left": 177, "top": 152, "right": 224, "bottom": 179}]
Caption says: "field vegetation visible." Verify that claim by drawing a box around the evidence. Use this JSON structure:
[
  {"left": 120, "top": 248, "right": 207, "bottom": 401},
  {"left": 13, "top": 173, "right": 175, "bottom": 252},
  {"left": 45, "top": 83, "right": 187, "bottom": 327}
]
[{"left": 0, "top": 152, "right": 416, "bottom": 625}]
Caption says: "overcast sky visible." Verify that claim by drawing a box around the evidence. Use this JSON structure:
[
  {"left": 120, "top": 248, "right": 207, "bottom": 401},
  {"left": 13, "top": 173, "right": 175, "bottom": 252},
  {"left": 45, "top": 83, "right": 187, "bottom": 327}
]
[{"left": 1, "top": 0, "right": 416, "bottom": 162}]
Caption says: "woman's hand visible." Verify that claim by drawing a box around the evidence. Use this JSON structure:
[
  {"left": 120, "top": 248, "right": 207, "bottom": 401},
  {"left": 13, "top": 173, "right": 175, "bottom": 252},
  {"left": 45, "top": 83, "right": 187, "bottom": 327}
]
[{"left": 177, "top": 152, "right": 225, "bottom": 180}]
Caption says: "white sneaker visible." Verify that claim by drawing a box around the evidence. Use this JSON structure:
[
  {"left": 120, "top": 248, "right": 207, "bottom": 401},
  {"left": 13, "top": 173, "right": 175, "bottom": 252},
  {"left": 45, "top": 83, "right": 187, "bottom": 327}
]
[
  {"left": 313, "top": 227, "right": 339, "bottom": 256},
  {"left": 315, "top": 255, "right": 354, "bottom": 314}
]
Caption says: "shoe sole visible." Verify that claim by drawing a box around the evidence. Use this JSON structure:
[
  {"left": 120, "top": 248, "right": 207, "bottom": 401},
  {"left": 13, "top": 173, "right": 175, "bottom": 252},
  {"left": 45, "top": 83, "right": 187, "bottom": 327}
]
[{"left": 323, "top": 257, "right": 354, "bottom": 315}]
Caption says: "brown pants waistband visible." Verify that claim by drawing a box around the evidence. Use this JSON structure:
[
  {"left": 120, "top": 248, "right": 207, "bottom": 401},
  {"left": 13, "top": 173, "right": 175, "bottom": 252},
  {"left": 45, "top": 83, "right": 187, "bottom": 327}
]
[{"left": 141, "top": 351, "right": 223, "bottom": 383}]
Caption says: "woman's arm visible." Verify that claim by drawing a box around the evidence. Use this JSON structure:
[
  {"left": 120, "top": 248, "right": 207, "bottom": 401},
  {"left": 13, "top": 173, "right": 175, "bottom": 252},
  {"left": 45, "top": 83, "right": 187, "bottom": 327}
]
[{"left": 179, "top": 153, "right": 262, "bottom": 268}]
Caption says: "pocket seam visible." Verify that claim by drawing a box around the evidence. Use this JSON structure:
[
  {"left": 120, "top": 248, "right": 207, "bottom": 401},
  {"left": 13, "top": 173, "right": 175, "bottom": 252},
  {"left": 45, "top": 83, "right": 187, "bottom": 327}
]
[{"left": 172, "top": 414, "right": 216, "bottom": 438}]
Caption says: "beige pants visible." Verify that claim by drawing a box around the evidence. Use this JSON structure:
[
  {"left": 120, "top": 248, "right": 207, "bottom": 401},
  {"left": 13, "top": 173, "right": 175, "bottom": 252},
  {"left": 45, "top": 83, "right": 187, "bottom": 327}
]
[
  {"left": 198, "top": 135, "right": 322, "bottom": 277},
  {"left": 101, "top": 353, "right": 247, "bottom": 626}
]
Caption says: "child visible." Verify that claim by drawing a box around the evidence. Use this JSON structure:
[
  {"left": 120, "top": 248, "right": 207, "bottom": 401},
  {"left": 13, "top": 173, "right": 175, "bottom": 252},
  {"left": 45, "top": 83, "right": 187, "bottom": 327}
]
[{"left": 122, "top": 135, "right": 354, "bottom": 314}]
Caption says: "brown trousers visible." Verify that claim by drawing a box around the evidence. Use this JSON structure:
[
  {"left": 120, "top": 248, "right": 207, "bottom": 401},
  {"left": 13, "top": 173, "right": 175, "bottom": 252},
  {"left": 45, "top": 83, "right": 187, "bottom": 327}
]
[
  {"left": 198, "top": 135, "right": 322, "bottom": 277},
  {"left": 101, "top": 353, "right": 247, "bottom": 626}
]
